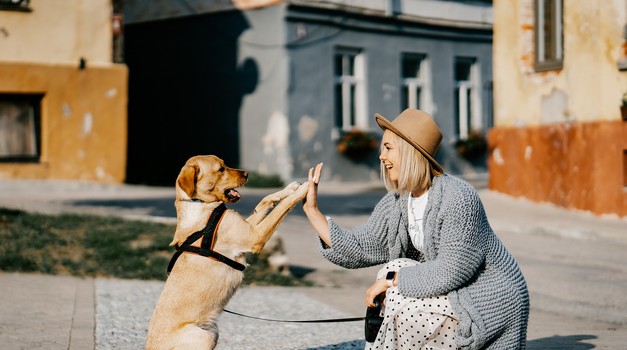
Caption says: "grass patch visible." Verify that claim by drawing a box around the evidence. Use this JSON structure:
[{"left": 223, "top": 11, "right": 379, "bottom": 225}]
[
  {"left": 0, "top": 208, "right": 310, "bottom": 286},
  {"left": 245, "top": 171, "right": 284, "bottom": 188}
]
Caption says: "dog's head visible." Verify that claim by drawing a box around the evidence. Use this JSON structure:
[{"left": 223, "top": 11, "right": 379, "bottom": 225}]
[{"left": 175, "top": 155, "right": 248, "bottom": 203}]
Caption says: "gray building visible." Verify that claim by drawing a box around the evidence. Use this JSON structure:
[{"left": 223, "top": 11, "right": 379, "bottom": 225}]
[{"left": 122, "top": 0, "right": 493, "bottom": 185}]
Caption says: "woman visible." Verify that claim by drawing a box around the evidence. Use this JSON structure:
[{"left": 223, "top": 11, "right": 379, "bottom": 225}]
[{"left": 303, "top": 109, "right": 529, "bottom": 349}]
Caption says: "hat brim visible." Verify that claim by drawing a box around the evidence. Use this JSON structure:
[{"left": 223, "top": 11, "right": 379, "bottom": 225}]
[{"left": 375, "top": 114, "right": 443, "bottom": 173}]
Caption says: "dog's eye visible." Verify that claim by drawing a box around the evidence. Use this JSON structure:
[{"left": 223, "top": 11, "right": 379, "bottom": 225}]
[{"left": 218, "top": 167, "right": 225, "bottom": 172}]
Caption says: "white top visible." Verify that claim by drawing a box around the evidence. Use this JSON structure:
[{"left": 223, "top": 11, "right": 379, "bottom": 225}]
[{"left": 407, "top": 191, "right": 429, "bottom": 250}]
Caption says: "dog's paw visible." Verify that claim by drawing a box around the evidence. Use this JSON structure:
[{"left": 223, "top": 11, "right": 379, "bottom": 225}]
[
  {"left": 292, "top": 181, "right": 309, "bottom": 198},
  {"left": 285, "top": 181, "right": 302, "bottom": 192}
]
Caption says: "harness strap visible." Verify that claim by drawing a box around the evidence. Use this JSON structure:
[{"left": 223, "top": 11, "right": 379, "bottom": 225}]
[{"left": 167, "top": 203, "right": 246, "bottom": 274}]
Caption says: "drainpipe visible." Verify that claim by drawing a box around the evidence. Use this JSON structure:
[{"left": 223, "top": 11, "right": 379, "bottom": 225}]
[{"left": 384, "top": 0, "right": 401, "bottom": 17}]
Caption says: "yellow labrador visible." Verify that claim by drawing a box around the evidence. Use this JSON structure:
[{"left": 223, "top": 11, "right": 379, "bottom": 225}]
[{"left": 146, "top": 155, "right": 309, "bottom": 349}]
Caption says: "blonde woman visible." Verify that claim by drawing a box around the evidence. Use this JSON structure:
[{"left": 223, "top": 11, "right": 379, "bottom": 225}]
[{"left": 303, "top": 109, "right": 529, "bottom": 349}]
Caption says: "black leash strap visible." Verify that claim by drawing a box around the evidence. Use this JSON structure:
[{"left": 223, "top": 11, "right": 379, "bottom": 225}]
[
  {"left": 167, "top": 203, "right": 246, "bottom": 273},
  {"left": 223, "top": 309, "right": 365, "bottom": 323}
]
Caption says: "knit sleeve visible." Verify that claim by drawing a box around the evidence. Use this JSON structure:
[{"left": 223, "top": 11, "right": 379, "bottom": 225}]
[
  {"left": 397, "top": 184, "right": 486, "bottom": 297},
  {"left": 317, "top": 192, "right": 396, "bottom": 269}
]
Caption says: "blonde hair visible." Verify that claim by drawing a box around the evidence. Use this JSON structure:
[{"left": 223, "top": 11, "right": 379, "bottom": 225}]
[{"left": 380, "top": 131, "right": 443, "bottom": 195}]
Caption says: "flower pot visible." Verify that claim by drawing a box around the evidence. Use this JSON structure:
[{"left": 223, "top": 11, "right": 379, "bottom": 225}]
[
  {"left": 454, "top": 133, "right": 487, "bottom": 161},
  {"left": 336, "top": 130, "right": 379, "bottom": 162}
]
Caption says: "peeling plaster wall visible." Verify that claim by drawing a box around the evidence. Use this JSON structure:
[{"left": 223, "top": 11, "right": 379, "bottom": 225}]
[
  {"left": 0, "top": 0, "right": 113, "bottom": 66},
  {"left": 489, "top": 121, "right": 627, "bottom": 216},
  {"left": 237, "top": 4, "right": 293, "bottom": 179},
  {"left": 494, "top": 0, "right": 627, "bottom": 125},
  {"left": 491, "top": 0, "right": 627, "bottom": 217},
  {"left": 0, "top": 63, "right": 128, "bottom": 182},
  {"left": 0, "top": 0, "right": 128, "bottom": 183}
]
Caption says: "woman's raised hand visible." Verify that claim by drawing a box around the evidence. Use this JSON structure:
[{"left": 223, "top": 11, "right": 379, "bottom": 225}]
[
  {"left": 303, "top": 163, "right": 323, "bottom": 214},
  {"left": 302, "top": 163, "right": 332, "bottom": 247}
]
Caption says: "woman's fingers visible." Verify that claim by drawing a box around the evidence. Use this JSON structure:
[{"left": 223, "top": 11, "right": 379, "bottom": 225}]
[
  {"left": 313, "top": 163, "right": 323, "bottom": 185},
  {"left": 366, "top": 279, "right": 388, "bottom": 307},
  {"left": 304, "top": 166, "right": 318, "bottom": 208}
]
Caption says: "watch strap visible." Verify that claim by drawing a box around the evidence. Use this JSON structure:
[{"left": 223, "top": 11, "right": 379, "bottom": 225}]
[{"left": 385, "top": 271, "right": 396, "bottom": 287}]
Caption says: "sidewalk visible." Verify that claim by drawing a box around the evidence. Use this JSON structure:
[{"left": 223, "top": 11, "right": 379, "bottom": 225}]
[{"left": 0, "top": 178, "right": 626, "bottom": 349}]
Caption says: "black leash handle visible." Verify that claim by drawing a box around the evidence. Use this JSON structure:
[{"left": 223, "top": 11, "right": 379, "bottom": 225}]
[{"left": 223, "top": 309, "right": 365, "bottom": 323}]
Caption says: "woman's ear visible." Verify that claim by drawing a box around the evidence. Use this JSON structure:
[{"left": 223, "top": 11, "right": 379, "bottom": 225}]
[{"left": 177, "top": 165, "right": 198, "bottom": 198}]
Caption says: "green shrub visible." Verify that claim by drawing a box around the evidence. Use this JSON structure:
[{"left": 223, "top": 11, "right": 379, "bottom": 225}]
[{"left": 246, "top": 171, "right": 284, "bottom": 188}]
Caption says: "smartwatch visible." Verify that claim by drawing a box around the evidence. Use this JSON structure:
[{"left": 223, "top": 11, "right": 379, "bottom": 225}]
[{"left": 385, "top": 271, "right": 396, "bottom": 287}]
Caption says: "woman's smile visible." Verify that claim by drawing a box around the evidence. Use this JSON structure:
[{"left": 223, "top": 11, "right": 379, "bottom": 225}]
[{"left": 380, "top": 130, "right": 400, "bottom": 181}]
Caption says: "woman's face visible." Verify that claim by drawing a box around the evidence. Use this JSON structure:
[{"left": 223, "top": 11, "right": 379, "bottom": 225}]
[{"left": 379, "top": 130, "right": 401, "bottom": 182}]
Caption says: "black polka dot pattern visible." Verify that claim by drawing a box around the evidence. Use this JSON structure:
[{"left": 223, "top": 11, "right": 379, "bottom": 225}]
[{"left": 366, "top": 259, "right": 460, "bottom": 350}]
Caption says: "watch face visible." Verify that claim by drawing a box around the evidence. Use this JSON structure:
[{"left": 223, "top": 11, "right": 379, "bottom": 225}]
[{"left": 386, "top": 271, "right": 396, "bottom": 280}]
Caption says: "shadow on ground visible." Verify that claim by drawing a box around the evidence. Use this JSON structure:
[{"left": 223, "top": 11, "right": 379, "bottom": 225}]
[
  {"left": 68, "top": 190, "right": 386, "bottom": 218},
  {"left": 527, "top": 334, "right": 597, "bottom": 349},
  {"left": 306, "top": 340, "right": 366, "bottom": 349},
  {"left": 301, "top": 334, "right": 598, "bottom": 350}
]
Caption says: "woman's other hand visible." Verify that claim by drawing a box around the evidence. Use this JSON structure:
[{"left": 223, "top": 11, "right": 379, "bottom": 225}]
[{"left": 366, "top": 278, "right": 390, "bottom": 307}]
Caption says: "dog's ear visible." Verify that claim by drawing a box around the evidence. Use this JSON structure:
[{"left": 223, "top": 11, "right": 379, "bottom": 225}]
[{"left": 177, "top": 164, "right": 198, "bottom": 198}]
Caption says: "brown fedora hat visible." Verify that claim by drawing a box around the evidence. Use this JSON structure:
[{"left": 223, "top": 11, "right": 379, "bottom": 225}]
[{"left": 375, "top": 109, "right": 443, "bottom": 173}]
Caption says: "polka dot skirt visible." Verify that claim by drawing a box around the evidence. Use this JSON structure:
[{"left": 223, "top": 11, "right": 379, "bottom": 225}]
[{"left": 365, "top": 259, "right": 460, "bottom": 350}]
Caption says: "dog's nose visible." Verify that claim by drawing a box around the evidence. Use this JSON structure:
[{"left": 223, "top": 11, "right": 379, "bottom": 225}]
[{"left": 243, "top": 171, "right": 248, "bottom": 179}]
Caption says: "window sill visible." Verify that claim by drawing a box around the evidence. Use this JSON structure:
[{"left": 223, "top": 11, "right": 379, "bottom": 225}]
[
  {"left": 534, "top": 60, "right": 563, "bottom": 72},
  {"left": 0, "top": 4, "right": 32, "bottom": 12}
]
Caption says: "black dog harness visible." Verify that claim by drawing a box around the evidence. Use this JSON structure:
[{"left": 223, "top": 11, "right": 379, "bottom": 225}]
[{"left": 166, "top": 203, "right": 246, "bottom": 274}]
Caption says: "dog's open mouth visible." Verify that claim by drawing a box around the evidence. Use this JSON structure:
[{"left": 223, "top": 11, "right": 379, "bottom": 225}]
[{"left": 225, "top": 188, "right": 241, "bottom": 202}]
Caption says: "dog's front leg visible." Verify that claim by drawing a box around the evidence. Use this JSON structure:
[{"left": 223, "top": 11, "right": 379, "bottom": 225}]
[
  {"left": 246, "top": 181, "right": 302, "bottom": 226},
  {"left": 249, "top": 182, "right": 309, "bottom": 253}
]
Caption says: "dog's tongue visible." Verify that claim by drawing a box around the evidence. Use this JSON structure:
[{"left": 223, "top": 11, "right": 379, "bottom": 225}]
[{"left": 228, "top": 189, "right": 241, "bottom": 202}]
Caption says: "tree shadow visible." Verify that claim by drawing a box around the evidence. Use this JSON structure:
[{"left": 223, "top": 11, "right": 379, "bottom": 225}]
[
  {"left": 288, "top": 265, "right": 316, "bottom": 278},
  {"left": 305, "top": 339, "right": 366, "bottom": 349},
  {"left": 527, "top": 334, "right": 597, "bottom": 349}
]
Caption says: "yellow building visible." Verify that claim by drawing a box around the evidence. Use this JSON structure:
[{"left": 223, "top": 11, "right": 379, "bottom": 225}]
[
  {"left": 0, "top": 0, "right": 127, "bottom": 183},
  {"left": 490, "top": 0, "right": 627, "bottom": 217}
]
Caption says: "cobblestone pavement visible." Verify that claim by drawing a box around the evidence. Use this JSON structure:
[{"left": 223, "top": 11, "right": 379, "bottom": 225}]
[{"left": 0, "top": 178, "right": 626, "bottom": 349}]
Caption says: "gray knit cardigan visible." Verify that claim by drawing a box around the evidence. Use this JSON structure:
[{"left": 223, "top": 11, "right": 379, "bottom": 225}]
[{"left": 319, "top": 174, "right": 529, "bottom": 350}]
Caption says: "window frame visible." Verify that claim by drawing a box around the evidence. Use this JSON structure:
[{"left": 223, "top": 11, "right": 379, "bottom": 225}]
[
  {"left": 535, "top": 0, "right": 564, "bottom": 72},
  {"left": 454, "top": 57, "right": 481, "bottom": 141},
  {"left": 401, "top": 53, "right": 433, "bottom": 115},
  {"left": 334, "top": 47, "right": 367, "bottom": 132},
  {"left": 0, "top": 93, "right": 43, "bottom": 163}
]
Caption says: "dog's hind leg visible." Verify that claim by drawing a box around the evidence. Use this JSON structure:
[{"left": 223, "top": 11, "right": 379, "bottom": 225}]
[{"left": 171, "top": 323, "right": 218, "bottom": 350}]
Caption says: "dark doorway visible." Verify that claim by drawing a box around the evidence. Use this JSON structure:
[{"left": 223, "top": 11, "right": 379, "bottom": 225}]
[{"left": 124, "top": 11, "right": 256, "bottom": 185}]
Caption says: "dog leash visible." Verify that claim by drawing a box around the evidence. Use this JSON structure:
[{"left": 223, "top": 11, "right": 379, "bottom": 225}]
[{"left": 222, "top": 309, "right": 365, "bottom": 323}]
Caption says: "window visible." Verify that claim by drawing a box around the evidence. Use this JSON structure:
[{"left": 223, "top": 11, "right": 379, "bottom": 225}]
[
  {"left": 334, "top": 48, "right": 366, "bottom": 131},
  {"left": 454, "top": 57, "right": 481, "bottom": 140},
  {"left": 401, "top": 53, "right": 433, "bottom": 114},
  {"left": 0, "top": 0, "right": 31, "bottom": 12},
  {"left": 0, "top": 94, "right": 42, "bottom": 162},
  {"left": 535, "top": 0, "right": 563, "bottom": 71}
]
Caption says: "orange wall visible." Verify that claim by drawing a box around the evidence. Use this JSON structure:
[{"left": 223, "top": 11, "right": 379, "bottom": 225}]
[
  {"left": 0, "top": 62, "right": 128, "bottom": 183},
  {"left": 488, "top": 120, "right": 627, "bottom": 217}
]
